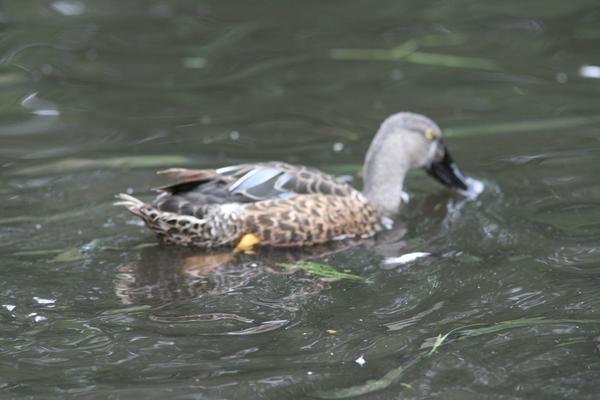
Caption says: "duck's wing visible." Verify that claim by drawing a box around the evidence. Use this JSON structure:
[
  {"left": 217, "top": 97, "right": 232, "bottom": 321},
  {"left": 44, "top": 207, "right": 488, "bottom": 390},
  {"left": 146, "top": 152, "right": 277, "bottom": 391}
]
[
  {"left": 155, "top": 162, "right": 356, "bottom": 206},
  {"left": 225, "top": 162, "right": 357, "bottom": 200}
]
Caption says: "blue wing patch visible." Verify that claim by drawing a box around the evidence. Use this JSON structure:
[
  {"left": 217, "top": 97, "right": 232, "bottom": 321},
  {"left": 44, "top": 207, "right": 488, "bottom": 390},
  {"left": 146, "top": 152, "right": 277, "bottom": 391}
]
[{"left": 228, "top": 167, "right": 293, "bottom": 200}]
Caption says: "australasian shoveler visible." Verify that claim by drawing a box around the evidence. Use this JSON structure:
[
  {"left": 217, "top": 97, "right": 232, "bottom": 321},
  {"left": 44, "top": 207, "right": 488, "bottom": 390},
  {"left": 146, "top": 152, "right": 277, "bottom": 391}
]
[{"left": 116, "top": 112, "right": 475, "bottom": 251}]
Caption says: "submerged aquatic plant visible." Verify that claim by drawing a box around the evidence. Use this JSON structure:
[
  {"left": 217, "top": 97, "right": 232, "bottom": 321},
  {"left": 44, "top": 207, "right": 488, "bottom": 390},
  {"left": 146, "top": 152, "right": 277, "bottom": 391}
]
[
  {"left": 330, "top": 36, "right": 497, "bottom": 70},
  {"left": 277, "top": 261, "right": 364, "bottom": 280}
]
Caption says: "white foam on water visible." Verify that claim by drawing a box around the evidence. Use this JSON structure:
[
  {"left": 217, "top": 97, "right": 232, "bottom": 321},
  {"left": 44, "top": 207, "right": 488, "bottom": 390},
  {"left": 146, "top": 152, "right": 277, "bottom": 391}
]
[
  {"left": 458, "top": 177, "right": 484, "bottom": 199},
  {"left": 33, "top": 297, "right": 56, "bottom": 305},
  {"left": 383, "top": 252, "right": 431, "bottom": 265}
]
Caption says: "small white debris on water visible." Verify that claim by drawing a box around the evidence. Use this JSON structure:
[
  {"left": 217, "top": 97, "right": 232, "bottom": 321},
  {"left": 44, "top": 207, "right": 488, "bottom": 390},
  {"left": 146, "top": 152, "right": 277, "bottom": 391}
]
[
  {"left": 33, "top": 109, "right": 60, "bottom": 116},
  {"left": 458, "top": 177, "right": 484, "bottom": 199},
  {"left": 355, "top": 355, "right": 366, "bottom": 367},
  {"left": 333, "top": 142, "right": 344, "bottom": 152},
  {"left": 33, "top": 297, "right": 56, "bottom": 305},
  {"left": 579, "top": 64, "right": 600, "bottom": 79},
  {"left": 229, "top": 131, "right": 240, "bottom": 140},
  {"left": 28, "top": 312, "right": 47, "bottom": 322},
  {"left": 2, "top": 304, "right": 16, "bottom": 312},
  {"left": 400, "top": 191, "right": 410, "bottom": 204},
  {"left": 307, "top": 371, "right": 313, "bottom": 375},
  {"left": 383, "top": 252, "right": 431, "bottom": 265}
]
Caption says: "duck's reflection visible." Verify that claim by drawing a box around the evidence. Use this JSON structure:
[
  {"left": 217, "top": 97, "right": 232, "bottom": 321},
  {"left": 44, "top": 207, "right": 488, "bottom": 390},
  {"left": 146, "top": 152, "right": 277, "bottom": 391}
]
[{"left": 114, "top": 240, "right": 365, "bottom": 305}]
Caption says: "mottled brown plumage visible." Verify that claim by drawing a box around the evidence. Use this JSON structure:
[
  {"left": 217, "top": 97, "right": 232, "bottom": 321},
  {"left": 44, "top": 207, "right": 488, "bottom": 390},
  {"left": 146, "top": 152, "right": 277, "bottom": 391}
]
[
  {"left": 242, "top": 193, "right": 379, "bottom": 246},
  {"left": 116, "top": 162, "right": 381, "bottom": 248}
]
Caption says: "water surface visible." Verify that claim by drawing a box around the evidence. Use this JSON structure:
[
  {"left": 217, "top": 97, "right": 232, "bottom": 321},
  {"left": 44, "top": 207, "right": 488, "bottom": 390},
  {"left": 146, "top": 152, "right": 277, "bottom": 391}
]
[{"left": 2, "top": 1, "right": 600, "bottom": 398}]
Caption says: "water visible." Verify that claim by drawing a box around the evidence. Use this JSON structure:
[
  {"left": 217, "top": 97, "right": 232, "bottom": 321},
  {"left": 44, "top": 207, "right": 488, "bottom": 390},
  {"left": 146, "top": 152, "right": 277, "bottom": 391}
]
[{"left": 2, "top": 1, "right": 600, "bottom": 398}]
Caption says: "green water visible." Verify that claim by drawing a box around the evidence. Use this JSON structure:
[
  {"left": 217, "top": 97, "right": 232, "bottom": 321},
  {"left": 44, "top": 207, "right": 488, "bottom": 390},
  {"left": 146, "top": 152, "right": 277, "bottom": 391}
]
[{"left": 2, "top": 1, "right": 600, "bottom": 398}]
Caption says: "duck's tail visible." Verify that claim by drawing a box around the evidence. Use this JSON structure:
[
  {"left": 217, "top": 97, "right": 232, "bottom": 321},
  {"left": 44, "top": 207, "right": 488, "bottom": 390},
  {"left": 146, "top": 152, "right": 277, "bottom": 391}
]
[
  {"left": 114, "top": 193, "right": 173, "bottom": 238},
  {"left": 114, "top": 193, "right": 212, "bottom": 247},
  {"left": 114, "top": 193, "right": 149, "bottom": 218}
]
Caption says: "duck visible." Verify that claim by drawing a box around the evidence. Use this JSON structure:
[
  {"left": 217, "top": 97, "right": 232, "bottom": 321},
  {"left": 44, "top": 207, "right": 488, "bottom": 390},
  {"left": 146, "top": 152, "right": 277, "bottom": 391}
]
[{"left": 116, "top": 112, "right": 473, "bottom": 251}]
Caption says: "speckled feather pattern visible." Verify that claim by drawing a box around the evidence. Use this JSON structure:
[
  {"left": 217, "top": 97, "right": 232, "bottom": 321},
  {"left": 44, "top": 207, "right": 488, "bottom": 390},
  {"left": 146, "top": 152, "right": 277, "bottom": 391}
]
[
  {"left": 116, "top": 162, "right": 382, "bottom": 248},
  {"left": 241, "top": 193, "right": 380, "bottom": 246}
]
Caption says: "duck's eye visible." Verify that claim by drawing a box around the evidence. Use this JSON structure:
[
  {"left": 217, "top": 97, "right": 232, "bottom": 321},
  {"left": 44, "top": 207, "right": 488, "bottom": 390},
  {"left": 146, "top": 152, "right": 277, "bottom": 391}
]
[{"left": 425, "top": 129, "right": 436, "bottom": 141}]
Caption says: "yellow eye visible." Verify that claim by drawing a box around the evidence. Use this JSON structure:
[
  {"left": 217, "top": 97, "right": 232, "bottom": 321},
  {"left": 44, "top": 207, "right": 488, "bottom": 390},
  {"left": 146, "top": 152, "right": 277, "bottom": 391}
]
[{"left": 425, "top": 129, "right": 436, "bottom": 141}]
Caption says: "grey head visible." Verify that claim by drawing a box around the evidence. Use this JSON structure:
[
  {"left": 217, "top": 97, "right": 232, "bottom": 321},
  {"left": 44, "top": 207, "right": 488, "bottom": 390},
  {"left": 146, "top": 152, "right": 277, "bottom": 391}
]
[{"left": 362, "top": 112, "right": 468, "bottom": 216}]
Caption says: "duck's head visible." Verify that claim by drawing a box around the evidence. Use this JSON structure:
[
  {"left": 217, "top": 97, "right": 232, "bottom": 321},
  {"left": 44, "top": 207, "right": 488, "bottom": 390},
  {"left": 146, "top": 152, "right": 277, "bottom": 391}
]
[{"left": 363, "top": 112, "right": 469, "bottom": 216}]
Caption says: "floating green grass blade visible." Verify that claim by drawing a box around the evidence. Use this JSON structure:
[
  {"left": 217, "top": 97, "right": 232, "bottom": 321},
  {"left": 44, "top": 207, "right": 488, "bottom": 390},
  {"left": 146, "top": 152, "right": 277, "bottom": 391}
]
[
  {"left": 330, "top": 38, "right": 496, "bottom": 70},
  {"left": 427, "top": 332, "right": 451, "bottom": 356},
  {"left": 406, "top": 51, "right": 497, "bottom": 70},
  {"left": 330, "top": 40, "right": 418, "bottom": 61},
  {"left": 277, "top": 262, "right": 364, "bottom": 280},
  {"left": 51, "top": 247, "right": 85, "bottom": 263},
  {"left": 13, "top": 249, "right": 64, "bottom": 257}
]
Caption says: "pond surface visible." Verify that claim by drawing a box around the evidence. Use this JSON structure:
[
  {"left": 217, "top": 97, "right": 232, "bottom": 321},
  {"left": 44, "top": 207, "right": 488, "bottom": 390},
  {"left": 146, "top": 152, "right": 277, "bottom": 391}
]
[{"left": 2, "top": 1, "right": 600, "bottom": 398}]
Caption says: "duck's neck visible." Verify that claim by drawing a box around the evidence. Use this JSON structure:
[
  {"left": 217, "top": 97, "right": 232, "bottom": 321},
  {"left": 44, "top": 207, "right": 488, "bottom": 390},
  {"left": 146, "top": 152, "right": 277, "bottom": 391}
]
[
  {"left": 362, "top": 130, "right": 411, "bottom": 216},
  {"left": 363, "top": 161, "right": 409, "bottom": 217}
]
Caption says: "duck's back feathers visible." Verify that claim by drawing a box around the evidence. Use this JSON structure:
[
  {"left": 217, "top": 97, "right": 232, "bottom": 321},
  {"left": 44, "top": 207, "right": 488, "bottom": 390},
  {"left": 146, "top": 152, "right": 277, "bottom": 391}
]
[{"left": 158, "top": 162, "right": 356, "bottom": 199}]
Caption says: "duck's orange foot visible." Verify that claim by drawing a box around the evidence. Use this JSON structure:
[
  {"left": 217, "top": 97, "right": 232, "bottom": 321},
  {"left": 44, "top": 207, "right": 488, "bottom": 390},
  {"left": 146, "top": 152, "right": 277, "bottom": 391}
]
[{"left": 234, "top": 233, "right": 260, "bottom": 255}]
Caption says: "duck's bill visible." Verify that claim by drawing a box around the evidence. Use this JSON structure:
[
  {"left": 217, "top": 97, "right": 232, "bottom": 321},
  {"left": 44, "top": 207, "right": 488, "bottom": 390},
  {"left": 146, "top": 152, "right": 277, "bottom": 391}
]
[{"left": 426, "top": 146, "right": 468, "bottom": 191}]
